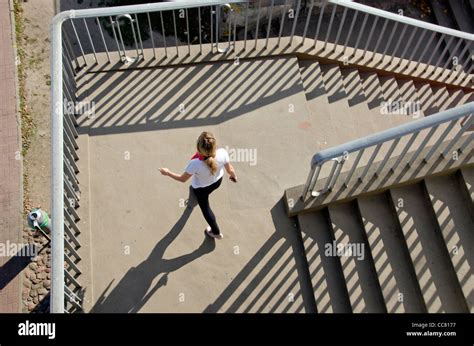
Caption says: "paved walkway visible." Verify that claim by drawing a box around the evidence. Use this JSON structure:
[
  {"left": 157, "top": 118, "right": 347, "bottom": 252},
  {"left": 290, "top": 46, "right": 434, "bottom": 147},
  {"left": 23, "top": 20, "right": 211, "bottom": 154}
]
[{"left": 0, "top": 0, "right": 22, "bottom": 313}]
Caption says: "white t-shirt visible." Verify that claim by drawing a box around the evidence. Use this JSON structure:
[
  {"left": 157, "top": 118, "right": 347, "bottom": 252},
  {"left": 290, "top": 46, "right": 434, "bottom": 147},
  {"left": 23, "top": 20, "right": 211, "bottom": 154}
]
[{"left": 185, "top": 148, "right": 230, "bottom": 188}]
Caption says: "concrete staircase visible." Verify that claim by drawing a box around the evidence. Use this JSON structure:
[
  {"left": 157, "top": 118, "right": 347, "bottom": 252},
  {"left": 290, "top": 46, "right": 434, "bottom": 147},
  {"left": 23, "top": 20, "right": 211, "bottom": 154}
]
[{"left": 290, "top": 58, "right": 473, "bottom": 313}]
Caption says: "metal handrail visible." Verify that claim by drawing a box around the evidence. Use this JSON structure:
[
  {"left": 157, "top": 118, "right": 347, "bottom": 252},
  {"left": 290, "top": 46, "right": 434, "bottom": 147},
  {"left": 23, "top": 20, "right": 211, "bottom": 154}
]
[
  {"left": 302, "top": 102, "right": 474, "bottom": 200},
  {"left": 332, "top": 0, "right": 474, "bottom": 41}
]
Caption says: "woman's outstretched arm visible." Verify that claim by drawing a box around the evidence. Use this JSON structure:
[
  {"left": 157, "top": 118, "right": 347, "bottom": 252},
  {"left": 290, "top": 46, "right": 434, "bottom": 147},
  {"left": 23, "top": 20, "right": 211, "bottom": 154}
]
[
  {"left": 224, "top": 163, "right": 237, "bottom": 183},
  {"left": 159, "top": 168, "right": 192, "bottom": 183}
]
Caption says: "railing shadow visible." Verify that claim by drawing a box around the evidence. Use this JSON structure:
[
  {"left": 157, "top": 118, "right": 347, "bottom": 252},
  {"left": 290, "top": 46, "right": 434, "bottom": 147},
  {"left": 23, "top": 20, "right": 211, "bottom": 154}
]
[
  {"left": 203, "top": 199, "right": 316, "bottom": 313},
  {"left": 77, "top": 56, "right": 302, "bottom": 136},
  {"left": 90, "top": 187, "right": 216, "bottom": 313}
]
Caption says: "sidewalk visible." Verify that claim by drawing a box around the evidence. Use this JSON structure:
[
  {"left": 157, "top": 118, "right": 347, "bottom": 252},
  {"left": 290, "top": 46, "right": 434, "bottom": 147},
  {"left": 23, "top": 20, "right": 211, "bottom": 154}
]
[{"left": 0, "top": 0, "right": 22, "bottom": 313}]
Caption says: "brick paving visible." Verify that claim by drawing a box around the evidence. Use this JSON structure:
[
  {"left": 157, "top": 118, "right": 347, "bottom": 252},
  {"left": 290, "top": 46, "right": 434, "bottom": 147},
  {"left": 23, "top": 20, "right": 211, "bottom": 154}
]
[{"left": 0, "top": 0, "right": 22, "bottom": 313}]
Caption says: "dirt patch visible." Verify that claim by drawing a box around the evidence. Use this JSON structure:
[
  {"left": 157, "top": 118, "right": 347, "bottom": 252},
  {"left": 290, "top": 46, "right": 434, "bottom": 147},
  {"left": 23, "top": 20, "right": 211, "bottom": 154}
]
[{"left": 15, "top": 0, "right": 56, "bottom": 313}]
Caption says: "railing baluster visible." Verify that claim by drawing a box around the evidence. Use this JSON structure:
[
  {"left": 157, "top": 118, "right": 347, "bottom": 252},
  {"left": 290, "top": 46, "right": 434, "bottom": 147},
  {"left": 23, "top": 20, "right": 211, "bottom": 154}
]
[
  {"left": 109, "top": 16, "right": 122, "bottom": 60},
  {"left": 443, "top": 38, "right": 464, "bottom": 70},
  {"left": 342, "top": 10, "right": 358, "bottom": 54},
  {"left": 424, "top": 119, "right": 457, "bottom": 162},
  {"left": 186, "top": 9, "right": 191, "bottom": 55},
  {"left": 301, "top": 0, "right": 315, "bottom": 46},
  {"left": 333, "top": 7, "right": 348, "bottom": 51},
  {"left": 442, "top": 115, "right": 473, "bottom": 157},
  {"left": 134, "top": 14, "right": 145, "bottom": 59},
  {"left": 198, "top": 7, "right": 203, "bottom": 55},
  {"left": 433, "top": 35, "right": 455, "bottom": 72},
  {"left": 83, "top": 19, "right": 98, "bottom": 64},
  {"left": 344, "top": 149, "right": 364, "bottom": 186},
  {"left": 243, "top": 2, "right": 249, "bottom": 50},
  {"left": 370, "top": 18, "right": 388, "bottom": 61},
  {"left": 160, "top": 11, "right": 167, "bottom": 57},
  {"left": 254, "top": 0, "right": 262, "bottom": 48},
  {"left": 374, "top": 138, "right": 400, "bottom": 176},
  {"left": 278, "top": 0, "right": 288, "bottom": 47},
  {"left": 361, "top": 15, "right": 379, "bottom": 59},
  {"left": 408, "top": 125, "right": 440, "bottom": 166},
  {"left": 328, "top": 158, "right": 345, "bottom": 191},
  {"left": 63, "top": 32, "right": 81, "bottom": 71},
  {"left": 407, "top": 29, "right": 427, "bottom": 66},
  {"left": 322, "top": 4, "right": 337, "bottom": 51},
  {"left": 414, "top": 31, "right": 436, "bottom": 70},
  {"left": 322, "top": 158, "right": 339, "bottom": 192},
  {"left": 266, "top": 0, "right": 275, "bottom": 48},
  {"left": 425, "top": 33, "right": 445, "bottom": 68},
  {"left": 70, "top": 20, "right": 87, "bottom": 65},
  {"left": 96, "top": 17, "right": 111, "bottom": 63},
  {"left": 172, "top": 10, "right": 179, "bottom": 56},
  {"left": 211, "top": 6, "right": 214, "bottom": 53},
  {"left": 352, "top": 12, "right": 368, "bottom": 57},
  {"left": 307, "top": 165, "right": 322, "bottom": 199},
  {"left": 359, "top": 144, "right": 382, "bottom": 181},
  {"left": 146, "top": 13, "right": 156, "bottom": 59},
  {"left": 290, "top": 0, "right": 302, "bottom": 46},
  {"left": 391, "top": 132, "right": 419, "bottom": 171},
  {"left": 389, "top": 24, "right": 408, "bottom": 64},
  {"left": 380, "top": 21, "right": 398, "bottom": 62},
  {"left": 398, "top": 27, "right": 418, "bottom": 65},
  {"left": 313, "top": 1, "right": 327, "bottom": 47}
]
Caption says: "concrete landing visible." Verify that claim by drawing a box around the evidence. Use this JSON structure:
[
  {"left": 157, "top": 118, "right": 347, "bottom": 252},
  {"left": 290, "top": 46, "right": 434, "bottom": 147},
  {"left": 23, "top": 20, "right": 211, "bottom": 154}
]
[{"left": 77, "top": 56, "right": 321, "bottom": 312}]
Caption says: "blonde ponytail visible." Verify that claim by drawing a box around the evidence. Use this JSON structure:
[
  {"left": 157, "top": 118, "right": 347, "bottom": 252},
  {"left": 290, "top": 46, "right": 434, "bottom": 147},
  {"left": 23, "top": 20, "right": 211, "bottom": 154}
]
[{"left": 197, "top": 131, "right": 218, "bottom": 175}]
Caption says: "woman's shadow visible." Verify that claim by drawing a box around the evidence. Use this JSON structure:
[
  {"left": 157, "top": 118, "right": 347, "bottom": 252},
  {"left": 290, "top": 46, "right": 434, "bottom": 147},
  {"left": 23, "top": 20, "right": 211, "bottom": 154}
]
[{"left": 91, "top": 187, "right": 215, "bottom": 312}]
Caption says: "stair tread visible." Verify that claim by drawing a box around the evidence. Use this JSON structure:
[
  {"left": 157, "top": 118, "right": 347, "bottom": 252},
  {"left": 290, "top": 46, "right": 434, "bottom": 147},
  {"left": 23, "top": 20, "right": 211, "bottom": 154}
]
[
  {"left": 340, "top": 68, "right": 366, "bottom": 107},
  {"left": 460, "top": 166, "right": 474, "bottom": 204},
  {"left": 320, "top": 64, "right": 348, "bottom": 104},
  {"left": 397, "top": 79, "right": 424, "bottom": 118},
  {"left": 389, "top": 184, "right": 469, "bottom": 312},
  {"left": 328, "top": 203, "right": 386, "bottom": 313},
  {"left": 424, "top": 174, "right": 474, "bottom": 312},
  {"left": 414, "top": 82, "right": 439, "bottom": 116},
  {"left": 357, "top": 194, "right": 426, "bottom": 313},
  {"left": 359, "top": 71, "right": 385, "bottom": 110},
  {"left": 298, "top": 60, "right": 326, "bottom": 101},
  {"left": 298, "top": 212, "right": 352, "bottom": 313}
]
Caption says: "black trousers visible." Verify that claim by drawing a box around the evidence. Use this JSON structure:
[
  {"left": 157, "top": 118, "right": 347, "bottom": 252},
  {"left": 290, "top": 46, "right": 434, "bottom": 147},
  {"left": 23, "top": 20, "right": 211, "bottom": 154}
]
[{"left": 192, "top": 177, "right": 223, "bottom": 234}]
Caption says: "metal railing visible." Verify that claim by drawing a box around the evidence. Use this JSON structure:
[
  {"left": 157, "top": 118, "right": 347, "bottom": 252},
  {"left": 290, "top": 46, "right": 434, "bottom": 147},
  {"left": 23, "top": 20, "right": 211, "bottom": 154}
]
[
  {"left": 62, "top": 0, "right": 473, "bottom": 81},
  {"left": 302, "top": 102, "right": 474, "bottom": 201},
  {"left": 51, "top": 0, "right": 473, "bottom": 312}
]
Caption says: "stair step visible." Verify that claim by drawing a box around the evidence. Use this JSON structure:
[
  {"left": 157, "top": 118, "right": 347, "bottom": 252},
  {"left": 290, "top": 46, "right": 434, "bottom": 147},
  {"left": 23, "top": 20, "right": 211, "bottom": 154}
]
[
  {"left": 389, "top": 184, "right": 469, "bottom": 312},
  {"left": 414, "top": 82, "right": 439, "bottom": 116},
  {"left": 357, "top": 194, "right": 426, "bottom": 313},
  {"left": 359, "top": 71, "right": 385, "bottom": 110},
  {"left": 297, "top": 211, "right": 352, "bottom": 313},
  {"left": 298, "top": 60, "right": 326, "bottom": 101},
  {"left": 459, "top": 166, "right": 474, "bottom": 208},
  {"left": 424, "top": 175, "right": 474, "bottom": 312},
  {"left": 320, "top": 64, "right": 347, "bottom": 104},
  {"left": 397, "top": 79, "right": 424, "bottom": 119},
  {"left": 340, "top": 68, "right": 366, "bottom": 107},
  {"left": 379, "top": 76, "right": 402, "bottom": 105},
  {"left": 431, "top": 86, "right": 450, "bottom": 111},
  {"left": 438, "top": 89, "right": 465, "bottom": 111},
  {"left": 327, "top": 202, "right": 386, "bottom": 313}
]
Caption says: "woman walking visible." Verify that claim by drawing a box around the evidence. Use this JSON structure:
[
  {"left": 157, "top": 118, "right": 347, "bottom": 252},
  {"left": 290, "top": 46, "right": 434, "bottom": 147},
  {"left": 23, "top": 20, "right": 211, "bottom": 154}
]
[{"left": 159, "top": 132, "right": 237, "bottom": 240}]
